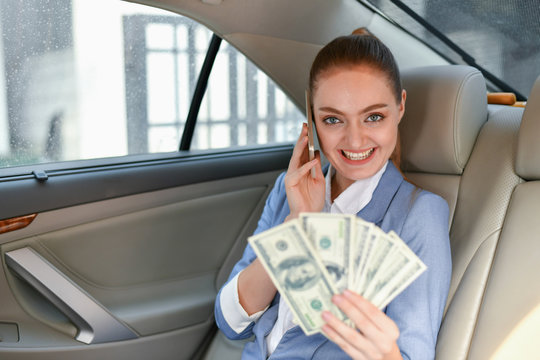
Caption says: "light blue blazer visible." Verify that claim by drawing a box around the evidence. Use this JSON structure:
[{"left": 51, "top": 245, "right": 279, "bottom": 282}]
[{"left": 215, "top": 161, "right": 451, "bottom": 360}]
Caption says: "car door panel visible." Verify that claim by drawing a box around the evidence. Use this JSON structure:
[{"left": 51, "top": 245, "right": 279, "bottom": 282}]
[
  {"left": 0, "top": 148, "right": 292, "bottom": 221},
  {"left": 0, "top": 147, "right": 291, "bottom": 359}
]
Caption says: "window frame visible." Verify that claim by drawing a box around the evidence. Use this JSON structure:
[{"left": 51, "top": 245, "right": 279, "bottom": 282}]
[{"left": 0, "top": 143, "right": 294, "bottom": 219}]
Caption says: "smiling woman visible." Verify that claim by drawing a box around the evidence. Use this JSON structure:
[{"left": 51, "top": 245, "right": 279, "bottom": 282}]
[{"left": 215, "top": 31, "right": 451, "bottom": 360}]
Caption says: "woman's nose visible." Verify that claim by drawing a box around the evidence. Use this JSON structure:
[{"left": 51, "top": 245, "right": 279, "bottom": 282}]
[{"left": 346, "top": 123, "right": 366, "bottom": 147}]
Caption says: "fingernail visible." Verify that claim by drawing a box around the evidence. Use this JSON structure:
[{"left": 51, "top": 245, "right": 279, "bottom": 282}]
[
  {"left": 344, "top": 290, "right": 353, "bottom": 298},
  {"left": 333, "top": 294, "right": 343, "bottom": 304}
]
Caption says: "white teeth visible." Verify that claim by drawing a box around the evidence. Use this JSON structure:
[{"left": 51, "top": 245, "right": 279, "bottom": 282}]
[{"left": 342, "top": 148, "right": 374, "bottom": 160}]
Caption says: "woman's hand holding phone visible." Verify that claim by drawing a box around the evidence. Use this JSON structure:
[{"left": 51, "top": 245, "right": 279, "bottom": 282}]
[{"left": 284, "top": 122, "right": 325, "bottom": 221}]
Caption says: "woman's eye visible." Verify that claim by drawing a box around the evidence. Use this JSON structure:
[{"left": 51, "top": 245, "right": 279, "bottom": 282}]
[
  {"left": 366, "top": 114, "right": 383, "bottom": 122},
  {"left": 323, "top": 116, "right": 341, "bottom": 125}
]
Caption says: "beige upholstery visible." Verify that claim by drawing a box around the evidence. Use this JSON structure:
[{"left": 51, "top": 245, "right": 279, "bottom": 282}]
[
  {"left": 399, "top": 65, "right": 525, "bottom": 359},
  {"left": 467, "top": 183, "right": 540, "bottom": 359},
  {"left": 435, "top": 104, "right": 522, "bottom": 359},
  {"left": 204, "top": 66, "right": 531, "bottom": 360},
  {"left": 204, "top": 65, "right": 494, "bottom": 359},
  {"left": 465, "top": 75, "right": 540, "bottom": 359},
  {"left": 401, "top": 65, "right": 488, "bottom": 175},
  {"left": 516, "top": 76, "right": 540, "bottom": 180},
  {"left": 400, "top": 65, "right": 488, "bottom": 224}
]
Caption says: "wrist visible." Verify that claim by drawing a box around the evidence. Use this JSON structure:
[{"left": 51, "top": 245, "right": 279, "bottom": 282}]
[
  {"left": 382, "top": 342, "right": 402, "bottom": 360},
  {"left": 285, "top": 213, "right": 298, "bottom": 222}
]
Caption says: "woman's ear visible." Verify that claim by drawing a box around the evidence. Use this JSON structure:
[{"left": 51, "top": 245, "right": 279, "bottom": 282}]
[{"left": 398, "top": 89, "right": 407, "bottom": 123}]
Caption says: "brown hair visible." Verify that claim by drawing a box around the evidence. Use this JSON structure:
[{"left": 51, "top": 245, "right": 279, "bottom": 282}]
[{"left": 309, "top": 28, "right": 403, "bottom": 170}]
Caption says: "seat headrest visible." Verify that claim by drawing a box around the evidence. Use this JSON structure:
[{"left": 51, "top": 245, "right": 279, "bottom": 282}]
[
  {"left": 516, "top": 75, "right": 540, "bottom": 180},
  {"left": 400, "top": 65, "right": 488, "bottom": 174}
]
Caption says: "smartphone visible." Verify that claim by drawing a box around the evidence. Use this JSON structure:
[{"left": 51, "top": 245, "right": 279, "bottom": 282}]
[{"left": 305, "top": 90, "right": 316, "bottom": 178}]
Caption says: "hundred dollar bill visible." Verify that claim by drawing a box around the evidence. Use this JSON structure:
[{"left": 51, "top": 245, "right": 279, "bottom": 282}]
[
  {"left": 373, "top": 232, "right": 427, "bottom": 308},
  {"left": 349, "top": 218, "right": 373, "bottom": 291},
  {"left": 356, "top": 227, "right": 396, "bottom": 295},
  {"left": 248, "top": 220, "right": 346, "bottom": 335},
  {"left": 363, "top": 238, "right": 411, "bottom": 305},
  {"left": 352, "top": 227, "right": 377, "bottom": 293},
  {"left": 299, "top": 213, "right": 354, "bottom": 292}
]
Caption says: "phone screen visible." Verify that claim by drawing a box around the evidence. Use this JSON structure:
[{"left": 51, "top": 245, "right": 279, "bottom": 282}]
[{"left": 305, "top": 90, "right": 316, "bottom": 178}]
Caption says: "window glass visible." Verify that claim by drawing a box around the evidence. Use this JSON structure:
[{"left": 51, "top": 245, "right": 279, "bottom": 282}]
[
  {"left": 0, "top": 0, "right": 304, "bottom": 169},
  {"left": 368, "top": 0, "right": 540, "bottom": 97},
  {"left": 191, "top": 38, "right": 304, "bottom": 150}
]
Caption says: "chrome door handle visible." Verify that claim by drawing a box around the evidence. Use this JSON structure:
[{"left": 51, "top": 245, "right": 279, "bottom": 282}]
[{"left": 5, "top": 247, "right": 138, "bottom": 344}]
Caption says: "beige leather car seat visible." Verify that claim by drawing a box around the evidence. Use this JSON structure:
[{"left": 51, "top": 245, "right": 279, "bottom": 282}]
[
  {"left": 401, "top": 65, "right": 488, "bottom": 224},
  {"left": 429, "top": 86, "right": 524, "bottom": 359},
  {"left": 400, "top": 65, "right": 522, "bottom": 359},
  {"left": 465, "top": 75, "right": 540, "bottom": 359},
  {"left": 204, "top": 65, "right": 521, "bottom": 359}
]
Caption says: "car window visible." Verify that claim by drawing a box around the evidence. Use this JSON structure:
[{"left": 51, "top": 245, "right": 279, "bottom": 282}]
[
  {"left": 367, "top": 0, "right": 540, "bottom": 98},
  {"left": 0, "top": 0, "right": 304, "bottom": 169},
  {"left": 191, "top": 38, "right": 304, "bottom": 150}
]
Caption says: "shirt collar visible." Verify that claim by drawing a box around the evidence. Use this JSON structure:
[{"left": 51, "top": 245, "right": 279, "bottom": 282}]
[{"left": 324, "top": 162, "right": 388, "bottom": 215}]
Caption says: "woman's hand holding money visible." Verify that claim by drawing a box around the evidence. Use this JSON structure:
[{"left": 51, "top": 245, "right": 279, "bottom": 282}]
[
  {"left": 322, "top": 290, "right": 403, "bottom": 360},
  {"left": 284, "top": 123, "right": 325, "bottom": 221},
  {"left": 239, "top": 126, "right": 323, "bottom": 316}
]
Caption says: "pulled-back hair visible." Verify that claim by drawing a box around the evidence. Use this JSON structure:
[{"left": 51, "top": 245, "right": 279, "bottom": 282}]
[
  {"left": 309, "top": 29, "right": 404, "bottom": 170},
  {"left": 309, "top": 28, "right": 402, "bottom": 104}
]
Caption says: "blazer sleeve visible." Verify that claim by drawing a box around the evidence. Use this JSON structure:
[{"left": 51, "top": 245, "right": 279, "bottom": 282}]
[
  {"left": 215, "top": 172, "right": 289, "bottom": 340},
  {"left": 386, "top": 191, "right": 452, "bottom": 360}
]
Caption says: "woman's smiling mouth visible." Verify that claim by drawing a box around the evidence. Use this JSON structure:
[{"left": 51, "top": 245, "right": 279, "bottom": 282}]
[{"left": 341, "top": 148, "right": 375, "bottom": 161}]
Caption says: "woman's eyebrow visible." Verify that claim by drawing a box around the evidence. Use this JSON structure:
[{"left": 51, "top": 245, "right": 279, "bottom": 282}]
[{"left": 318, "top": 103, "right": 389, "bottom": 115}]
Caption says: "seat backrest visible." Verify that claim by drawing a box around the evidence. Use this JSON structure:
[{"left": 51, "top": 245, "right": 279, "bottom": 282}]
[
  {"left": 465, "top": 75, "right": 540, "bottom": 359},
  {"left": 204, "top": 65, "right": 517, "bottom": 359},
  {"left": 400, "top": 65, "right": 487, "bottom": 224},
  {"left": 435, "top": 99, "right": 523, "bottom": 360},
  {"left": 400, "top": 65, "right": 524, "bottom": 359}
]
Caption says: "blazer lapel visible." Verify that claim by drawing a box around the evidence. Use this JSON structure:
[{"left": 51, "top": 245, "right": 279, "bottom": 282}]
[{"left": 357, "top": 161, "right": 404, "bottom": 226}]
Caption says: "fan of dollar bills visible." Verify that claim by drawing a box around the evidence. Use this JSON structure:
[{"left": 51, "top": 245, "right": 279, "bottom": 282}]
[{"left": 248, "top": 213, "right": 426, "bottom": 336}]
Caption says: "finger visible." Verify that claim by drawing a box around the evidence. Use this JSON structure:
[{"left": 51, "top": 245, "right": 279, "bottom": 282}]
[
  {"left": 321, "top": 324, "right": 366, "bottom": 360},
  {"left": 313, "top": 150, "right": 324, "bottom": 180},
  {"left": 336, "top": 291, "right": 399, "bottom": 354},
  {"left": 343, "top": 290, "right": 400, "bottom": 341},
  {"left": 321, "top": 312, "right": 375, "bottom": 359},
  {"left": 285, "top": 158, "right": 320, "bottom": 187},
  {"left": 288, "top": 124, "right": 309, "bottom": 170}
]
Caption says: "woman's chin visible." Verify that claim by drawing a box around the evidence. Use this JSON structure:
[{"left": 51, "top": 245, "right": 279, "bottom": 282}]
[{"left": 333, "top": 158, "right": 386, "bottom": 182}]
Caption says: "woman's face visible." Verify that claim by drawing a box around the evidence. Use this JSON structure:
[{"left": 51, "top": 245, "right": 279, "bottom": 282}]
[{"left": 312, "top": 65, "right": 406, "bottom": 189}]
